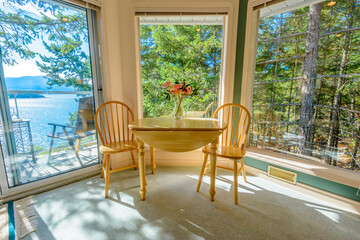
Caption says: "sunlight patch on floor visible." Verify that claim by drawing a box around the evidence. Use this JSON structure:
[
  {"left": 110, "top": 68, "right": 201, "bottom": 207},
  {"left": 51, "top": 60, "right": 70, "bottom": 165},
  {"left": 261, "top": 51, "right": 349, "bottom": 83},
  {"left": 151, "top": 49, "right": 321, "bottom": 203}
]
[
  {"left": 140, "top": 222, "right": 163, "bottom": 238},
  {"left": 186, "top": 174, "right": 259, "bottom": 194},
  {"left": 119, "top": 192, "right": 135, "bottom": 206},
  {"left": 305, "top": 203, "right": 341, "bottom": 223},
  {"left": 220, "top": 175, "right": 263, "bottom": 192},
  {"left": 184, "top": 219, "right": 212, "bottom": 235},
  {"left": 186, "top": 174, "right": 231, "bottom": 192}
]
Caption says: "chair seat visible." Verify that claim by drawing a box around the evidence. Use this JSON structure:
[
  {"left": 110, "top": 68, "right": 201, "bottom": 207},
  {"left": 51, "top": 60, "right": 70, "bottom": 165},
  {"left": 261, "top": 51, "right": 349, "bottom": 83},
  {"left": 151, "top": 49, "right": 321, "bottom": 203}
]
[
  {"left": 99, "top": 141, "right": 137, "bottom": 154},
  {"left": 202, "top": 145, "right": 246, "bottom": 159}
]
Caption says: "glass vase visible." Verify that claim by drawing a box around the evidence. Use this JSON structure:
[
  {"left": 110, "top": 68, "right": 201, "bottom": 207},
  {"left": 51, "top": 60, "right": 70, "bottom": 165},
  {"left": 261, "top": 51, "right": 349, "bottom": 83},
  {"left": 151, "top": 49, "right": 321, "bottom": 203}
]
[{"left": 172, "top": 95, "right": 185, "bottom": 119}]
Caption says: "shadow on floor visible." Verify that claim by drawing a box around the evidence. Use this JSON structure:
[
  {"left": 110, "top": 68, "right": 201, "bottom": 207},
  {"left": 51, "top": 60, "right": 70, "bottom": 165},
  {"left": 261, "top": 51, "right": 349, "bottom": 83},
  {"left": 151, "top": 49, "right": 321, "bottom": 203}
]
[{"left": 24, "top": 167, "right": 360, "bottom": 240}]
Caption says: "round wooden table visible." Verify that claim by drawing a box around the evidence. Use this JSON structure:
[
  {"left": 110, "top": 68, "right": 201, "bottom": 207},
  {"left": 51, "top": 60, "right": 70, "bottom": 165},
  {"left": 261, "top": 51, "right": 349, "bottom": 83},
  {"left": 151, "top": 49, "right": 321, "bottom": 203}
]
[{"left": 129, "top": 117, "right": 227, "bottom": 201}]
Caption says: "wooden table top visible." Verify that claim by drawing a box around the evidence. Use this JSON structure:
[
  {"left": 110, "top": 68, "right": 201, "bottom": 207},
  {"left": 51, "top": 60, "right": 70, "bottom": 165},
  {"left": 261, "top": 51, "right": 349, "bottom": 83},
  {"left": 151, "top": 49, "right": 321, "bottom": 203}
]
[{"left": 129, "top": 117, "right": 227, "bottom": 131}]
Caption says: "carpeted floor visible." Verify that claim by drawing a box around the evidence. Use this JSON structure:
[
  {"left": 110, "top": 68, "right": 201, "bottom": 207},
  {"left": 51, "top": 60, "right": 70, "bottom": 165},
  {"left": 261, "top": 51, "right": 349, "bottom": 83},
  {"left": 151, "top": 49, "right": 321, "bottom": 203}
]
[{"left": 23, "top": 167, "right": 360, "bottom": 240}]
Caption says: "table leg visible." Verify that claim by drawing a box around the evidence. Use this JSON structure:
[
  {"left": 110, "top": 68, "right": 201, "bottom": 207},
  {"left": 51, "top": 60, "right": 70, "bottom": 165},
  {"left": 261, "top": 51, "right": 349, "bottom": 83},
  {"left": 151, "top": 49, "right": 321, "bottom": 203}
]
[
  {"left": 150, "top": 146, "right": 156, "bottom": 174},
  {"left": 209, "top": 138, "right": 218, "bottom": 202},
  {"left": 137, "top": 138, "right": 147, "bottom": 200}
]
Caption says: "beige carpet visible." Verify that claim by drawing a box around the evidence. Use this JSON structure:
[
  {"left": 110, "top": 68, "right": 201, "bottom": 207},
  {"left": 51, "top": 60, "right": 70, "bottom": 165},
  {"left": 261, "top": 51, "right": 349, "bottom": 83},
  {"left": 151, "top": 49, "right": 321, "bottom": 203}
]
[{"left": 23, "top": 167, "right": 360, "bottom": 240}]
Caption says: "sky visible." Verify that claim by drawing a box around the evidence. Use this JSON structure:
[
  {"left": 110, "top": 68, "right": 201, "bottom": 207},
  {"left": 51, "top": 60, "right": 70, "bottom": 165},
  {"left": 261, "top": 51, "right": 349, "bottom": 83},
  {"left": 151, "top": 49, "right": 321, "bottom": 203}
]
[{"left": 3, "top": 59, "right": 43, "bottom": 78}]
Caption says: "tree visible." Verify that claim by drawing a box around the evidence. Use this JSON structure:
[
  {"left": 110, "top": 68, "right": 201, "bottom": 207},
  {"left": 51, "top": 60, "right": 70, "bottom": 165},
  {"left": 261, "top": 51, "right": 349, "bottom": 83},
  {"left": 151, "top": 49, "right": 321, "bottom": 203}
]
[
  {"left": 36, "top": 14, "right": 91, "bottom": 91},
  {"left": 0, "top": 0, "right": 91, "bottom": 90},
  {"left": 0, "top": 0, "right": 55, "bottom": 65},
  {"left": 298, "top": 3, "right": 322, "bottom": 155},
  {"left": 327, "top": 0, "right": 358, "bottom": 166}
]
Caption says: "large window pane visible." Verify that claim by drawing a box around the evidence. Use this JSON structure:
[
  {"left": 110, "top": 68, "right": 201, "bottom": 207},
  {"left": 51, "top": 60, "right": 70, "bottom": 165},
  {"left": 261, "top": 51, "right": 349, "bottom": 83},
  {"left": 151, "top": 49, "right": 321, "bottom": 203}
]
[
  {"left": 0, "top": 0, "right": 99, "bottom": 187},
  {"left": 139, "top": 17, "right": 223, "bottom": 118},
  {"left": 251, "top": 0, "right": 360, "bottom": 173}
]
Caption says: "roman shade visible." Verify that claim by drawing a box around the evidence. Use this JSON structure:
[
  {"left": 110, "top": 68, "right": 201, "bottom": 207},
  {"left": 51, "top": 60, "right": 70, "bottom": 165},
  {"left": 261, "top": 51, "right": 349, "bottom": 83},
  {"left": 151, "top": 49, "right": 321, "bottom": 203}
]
[
  {"left": 255, "top": 0, "right": 326, "bottom": 18},
  {"left": 136, "top": 10, "right": 228, "bottom": 25}
]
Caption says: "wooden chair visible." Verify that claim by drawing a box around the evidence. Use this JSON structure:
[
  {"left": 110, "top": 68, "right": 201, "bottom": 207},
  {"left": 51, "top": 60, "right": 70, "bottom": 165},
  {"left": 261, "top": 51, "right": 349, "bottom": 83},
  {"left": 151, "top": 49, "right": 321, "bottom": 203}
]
[
  {"left": 47, "top": 96, "right": 95, "bottom": 164},
  {"left": 197, "top": 103, "right": 251, "bottom": 204},
  {"left": 203, "top": 101, "right": 217, "bottom": 118},
  {"left": 95, "top": 101, "right": 140, "bottom": 198}
]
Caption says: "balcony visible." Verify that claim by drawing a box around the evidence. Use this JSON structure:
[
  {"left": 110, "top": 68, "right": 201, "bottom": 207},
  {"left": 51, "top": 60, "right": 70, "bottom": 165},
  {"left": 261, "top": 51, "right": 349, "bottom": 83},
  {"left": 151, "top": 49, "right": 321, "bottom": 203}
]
[{"left": 0, "top": 90, "right": 98, "bottom": 187}]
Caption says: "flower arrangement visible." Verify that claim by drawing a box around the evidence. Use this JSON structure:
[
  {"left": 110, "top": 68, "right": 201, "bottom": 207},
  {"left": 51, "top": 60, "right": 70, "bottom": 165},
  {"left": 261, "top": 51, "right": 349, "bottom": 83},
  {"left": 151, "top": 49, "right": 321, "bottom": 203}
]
[
  {"left": 162, "top": 81, "right": 194, "bottom": 119},
  {"left": 162, "top": 81, "right": 193, "bottom": 96}
]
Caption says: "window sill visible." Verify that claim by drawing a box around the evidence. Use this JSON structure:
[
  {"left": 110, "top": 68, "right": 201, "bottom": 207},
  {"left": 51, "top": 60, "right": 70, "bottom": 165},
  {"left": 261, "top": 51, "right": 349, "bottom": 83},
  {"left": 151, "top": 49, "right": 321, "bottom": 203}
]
[{"left": 245, "top": 146, "right": 360, "bottom": 189}]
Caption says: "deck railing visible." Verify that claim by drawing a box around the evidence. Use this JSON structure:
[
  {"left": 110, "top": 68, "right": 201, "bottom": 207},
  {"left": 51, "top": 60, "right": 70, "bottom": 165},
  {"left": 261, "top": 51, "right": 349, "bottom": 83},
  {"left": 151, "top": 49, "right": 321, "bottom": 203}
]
[{"left": 1, "top": 90, "right": 96, "bottom": 186}]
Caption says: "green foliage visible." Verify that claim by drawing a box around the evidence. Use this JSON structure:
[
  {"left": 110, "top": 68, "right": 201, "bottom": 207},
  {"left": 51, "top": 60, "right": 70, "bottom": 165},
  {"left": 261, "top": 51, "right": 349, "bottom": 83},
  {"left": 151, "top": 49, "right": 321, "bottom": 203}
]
[
  {"left": 140, "top": 25, "right": 222, "bottom": 117},
  {"left": 68, "top": 111, "right": 77, "bottom": 125},
  {"left": 0, "top": 0, "right": 92, "bottom": 91}
]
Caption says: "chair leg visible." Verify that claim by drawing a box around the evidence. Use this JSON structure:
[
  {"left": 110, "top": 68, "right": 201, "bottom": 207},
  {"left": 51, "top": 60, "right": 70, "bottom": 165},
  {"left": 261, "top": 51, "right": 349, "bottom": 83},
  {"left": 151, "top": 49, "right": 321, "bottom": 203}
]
[
  {"left": 150, "top": 146, "right": 156, "bottom": 174},
  {"left": 105, "top": 154, "right": 110, "bottom": 198},
  {"left": 75, "top": 139, "right": 81, "bottom": 156},
  {"left": 240, "top": 158, "right": 247, "bottom": 183},
  {"left": 234, "top": 159, "right": 238, "bottom": 205},
  {"left": 130, "top": 150, "right": 137, "bottom": 170},
  {"left": 197, "top": 153, "right": 208, "bottom": 192},
  {"left": 47, "top": 137, "right": 55, "bottom": 164},
  {"left": 47, "top": 125, "right": 56, "bottom": 164},
  {"left": 100, "top": 156, "right": 106, "bottom": 178},
  {"left": 204, "top": 162, "right": 210, "bottom": 175}
]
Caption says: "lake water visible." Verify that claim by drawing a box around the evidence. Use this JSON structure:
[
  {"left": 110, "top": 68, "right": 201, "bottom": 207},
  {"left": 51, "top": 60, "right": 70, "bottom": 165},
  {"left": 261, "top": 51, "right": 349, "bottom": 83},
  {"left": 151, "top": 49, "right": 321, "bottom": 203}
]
[{"left": 8, "top": 94, "right": 91, "bottom": 150}]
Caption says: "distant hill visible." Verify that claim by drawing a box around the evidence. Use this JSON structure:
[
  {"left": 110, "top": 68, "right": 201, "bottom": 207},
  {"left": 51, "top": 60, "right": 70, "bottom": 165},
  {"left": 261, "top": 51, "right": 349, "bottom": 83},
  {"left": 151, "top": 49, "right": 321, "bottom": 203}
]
[{"left": 5, "top": 76, "right": 74, "bottom": 91}]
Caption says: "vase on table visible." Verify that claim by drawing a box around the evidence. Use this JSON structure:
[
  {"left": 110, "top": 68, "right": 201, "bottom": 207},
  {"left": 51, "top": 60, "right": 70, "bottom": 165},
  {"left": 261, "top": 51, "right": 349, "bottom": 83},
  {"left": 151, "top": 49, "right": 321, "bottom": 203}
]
[{"left": 172, "top": 95, "right": 185, "bottom": 119}]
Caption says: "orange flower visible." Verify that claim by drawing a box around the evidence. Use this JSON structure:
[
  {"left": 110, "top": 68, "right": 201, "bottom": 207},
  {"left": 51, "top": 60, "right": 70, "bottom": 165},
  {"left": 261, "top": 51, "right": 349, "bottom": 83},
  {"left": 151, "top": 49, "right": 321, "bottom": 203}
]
[
  {"left": 163, "top": 81, "right": 193, "bottom": 96},
  {"left": 162, "top": 81, "right": 171, "bottom": 87},
  {"left": 184, "top": 87, "right": 192, "bottom": 94}
]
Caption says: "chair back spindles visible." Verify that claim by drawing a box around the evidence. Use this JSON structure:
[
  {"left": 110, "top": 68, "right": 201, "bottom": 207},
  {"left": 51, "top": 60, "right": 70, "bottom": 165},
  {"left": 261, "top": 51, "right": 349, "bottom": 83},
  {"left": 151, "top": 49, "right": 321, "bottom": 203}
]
[
  {"left": 95, "top": 101, "right": 135, "bottom": 146},
  {"left": 116, "top": 104, "right": 120, "bottom": 141},
  {"left": 212, "top": 104, "right": 251, "bottom": 150},
  {"left": 121, "top": 105, "right": 125, "bottom": 141},
  {"left": 127, "top": 109, "right": 130, "bottom": 141},
  {"left": 204, "top": 101, "right": 217, "bottom": 118}
]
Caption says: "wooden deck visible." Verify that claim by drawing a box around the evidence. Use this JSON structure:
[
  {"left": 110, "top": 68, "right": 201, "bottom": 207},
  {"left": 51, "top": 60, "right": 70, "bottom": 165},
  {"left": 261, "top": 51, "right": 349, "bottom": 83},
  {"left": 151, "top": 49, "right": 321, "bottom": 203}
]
[{"left": 8, "top": 143, "right": 99, "bottom": 185}]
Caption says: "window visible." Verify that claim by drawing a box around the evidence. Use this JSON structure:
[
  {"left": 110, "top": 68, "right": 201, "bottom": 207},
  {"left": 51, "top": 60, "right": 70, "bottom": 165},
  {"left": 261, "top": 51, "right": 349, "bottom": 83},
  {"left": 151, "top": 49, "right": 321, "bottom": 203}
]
[
  {"left": 0, "top": 0, "right": 101, "bottom": 189},
  {"left": 138, "top": 15, "right": 224, "bottom": 118},
  {"left": 249, "top": 0, "right": 360, "bottom": 173}
]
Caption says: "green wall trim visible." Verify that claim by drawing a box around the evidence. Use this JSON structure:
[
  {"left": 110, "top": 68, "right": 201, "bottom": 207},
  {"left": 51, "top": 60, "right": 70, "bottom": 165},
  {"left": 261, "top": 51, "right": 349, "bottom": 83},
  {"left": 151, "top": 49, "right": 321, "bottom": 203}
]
[
  {"left": 233, "top": 0, "right": 248, "bottom": 104},
  {"left": 244, "top": 156, "right": 360, "bottom": 202},
  {"left": 8, "top": 201, "right": 15, "bottom": 240}
]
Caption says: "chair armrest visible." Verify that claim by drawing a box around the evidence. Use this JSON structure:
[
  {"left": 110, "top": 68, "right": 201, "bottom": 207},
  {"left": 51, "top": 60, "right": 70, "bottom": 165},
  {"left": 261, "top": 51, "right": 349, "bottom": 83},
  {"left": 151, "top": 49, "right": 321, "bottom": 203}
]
[{"left": 48, "top": 123, "right": 75, "bottom": 128}]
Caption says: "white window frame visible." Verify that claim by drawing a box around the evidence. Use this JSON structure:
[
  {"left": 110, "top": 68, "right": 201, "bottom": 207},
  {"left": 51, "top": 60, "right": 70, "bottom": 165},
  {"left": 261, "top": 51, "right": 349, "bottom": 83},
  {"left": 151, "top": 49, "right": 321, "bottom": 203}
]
[
  {"left": 132, "top": 1, "right": 239, "bottom": 118},
  {"left": 241, "top": 0, "right": 360, "bottom": 188}
]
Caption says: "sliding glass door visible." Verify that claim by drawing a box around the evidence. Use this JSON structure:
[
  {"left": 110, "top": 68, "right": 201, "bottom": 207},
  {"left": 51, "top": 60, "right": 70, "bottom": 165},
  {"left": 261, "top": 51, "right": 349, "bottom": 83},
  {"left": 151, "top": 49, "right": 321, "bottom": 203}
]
[{"left": 0, "top": 0, "right": 101, "bottom": 190}]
